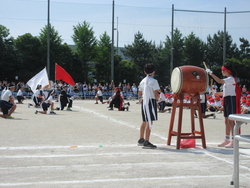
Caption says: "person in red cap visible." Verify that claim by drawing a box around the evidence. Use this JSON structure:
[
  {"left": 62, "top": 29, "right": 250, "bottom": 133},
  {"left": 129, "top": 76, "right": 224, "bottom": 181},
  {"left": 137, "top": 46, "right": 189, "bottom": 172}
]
[
  {"left": 108, "top": 87, "right": 122, "bottom": 110},
  {"left": 194, "top": 93, "right": 215, "bottom": 119},
  {"left": 213, "top": 97, "right": 223, "bottom": 112},
  {"left": 207, "top": 98, "right": 216, "bottom": 112},
  {"left": 242, "top": 101, "right": 250, "bottom": 114},
  {"left": 206, "top": 62, "right": 241, "bottom": 148}
]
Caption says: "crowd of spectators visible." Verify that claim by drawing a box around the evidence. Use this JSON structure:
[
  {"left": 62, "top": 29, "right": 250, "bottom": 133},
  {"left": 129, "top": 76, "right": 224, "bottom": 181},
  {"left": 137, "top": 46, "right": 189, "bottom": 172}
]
[{"left": 0, "top": 80, "right": 174, "bottom": 101}]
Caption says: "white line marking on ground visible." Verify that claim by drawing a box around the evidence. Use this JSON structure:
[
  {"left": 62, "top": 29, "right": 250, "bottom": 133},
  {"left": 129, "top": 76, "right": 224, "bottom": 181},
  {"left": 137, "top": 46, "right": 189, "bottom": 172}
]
[
  {"left": 0, "top": 143, "right": 231, "bottom": 150},
  {"left": 204, "top": 150, "right": 250, "bottom": 172},
  {"left": 0, "top": 152, "right": 176, "bottom": 159},
  {"left": 75, "top": 105, "right": 168, "bottom": 140},
  {"left": 73, "top": 105, "right": 250, "bottom": 174},
  {"left": 0, "top": 175, "right": 234, "bottom": 186},
  {"left": 0, "top": 161, "right": 210, "bottom": 170}
]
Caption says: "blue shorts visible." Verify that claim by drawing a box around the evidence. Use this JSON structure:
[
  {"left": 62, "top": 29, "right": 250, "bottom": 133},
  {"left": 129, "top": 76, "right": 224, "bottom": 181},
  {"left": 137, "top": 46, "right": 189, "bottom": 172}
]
[
  {"left": 223, "top": 96, "right": 236, "bottom": 117},
  {"left": 201, "top": 103, "right": 206, "bottom": 114},
  {"left": 42, "top": 102, "right": 50, "bottom": 111},
  {"left": 0, "top": 100, "right": 13, "bottom": 115}
]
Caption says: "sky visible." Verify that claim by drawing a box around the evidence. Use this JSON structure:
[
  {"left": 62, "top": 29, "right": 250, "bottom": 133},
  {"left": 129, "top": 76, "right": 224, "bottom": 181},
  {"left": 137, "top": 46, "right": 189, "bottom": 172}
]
[{"left": 1, "top": 0, "right": 250, "bottom": 47}]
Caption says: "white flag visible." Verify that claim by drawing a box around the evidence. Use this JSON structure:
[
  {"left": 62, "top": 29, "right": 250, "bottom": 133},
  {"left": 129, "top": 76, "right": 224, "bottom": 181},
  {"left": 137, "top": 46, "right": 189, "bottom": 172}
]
[{"left": 27, "top": 67, "right": 49, "bottom": 93}]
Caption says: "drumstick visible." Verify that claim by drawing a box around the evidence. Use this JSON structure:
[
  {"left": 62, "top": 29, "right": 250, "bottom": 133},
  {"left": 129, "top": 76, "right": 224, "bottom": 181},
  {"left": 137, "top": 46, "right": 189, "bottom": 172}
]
[{"left": 203, "top": 61, "right": 208, "bottom": 69}]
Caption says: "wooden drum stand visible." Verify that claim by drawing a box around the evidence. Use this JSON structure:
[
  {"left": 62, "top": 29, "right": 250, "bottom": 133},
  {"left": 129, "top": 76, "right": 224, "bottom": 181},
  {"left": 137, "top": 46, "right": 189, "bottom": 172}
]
[{"left": 167, "top": 93, "right": 206, "bottom": 149}]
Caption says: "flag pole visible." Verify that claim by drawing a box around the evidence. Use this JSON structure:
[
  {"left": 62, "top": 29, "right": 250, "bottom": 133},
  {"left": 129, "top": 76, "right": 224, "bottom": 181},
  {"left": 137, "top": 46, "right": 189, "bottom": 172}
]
[{"left": 55, "top": 63, "right": 57, "bottom": 84}]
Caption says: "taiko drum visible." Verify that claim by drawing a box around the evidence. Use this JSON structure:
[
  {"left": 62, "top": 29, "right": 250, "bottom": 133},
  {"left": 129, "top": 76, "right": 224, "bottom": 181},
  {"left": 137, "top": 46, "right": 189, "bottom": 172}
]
[{"left": 171, "top": 65, "right": 208, "bottom": 95}]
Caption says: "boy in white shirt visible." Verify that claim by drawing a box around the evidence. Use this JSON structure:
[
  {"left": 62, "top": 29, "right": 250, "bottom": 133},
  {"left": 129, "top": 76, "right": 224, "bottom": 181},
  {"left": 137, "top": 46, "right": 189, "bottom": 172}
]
[
  {"left": 138, "top": 63, "right": 160, "bottom": 149},
  {"left": 0, "top": 85, "right": 16, "bottom": 118},
  {"left": 35, "top": 90, "right": 56, "bottom": 114}
]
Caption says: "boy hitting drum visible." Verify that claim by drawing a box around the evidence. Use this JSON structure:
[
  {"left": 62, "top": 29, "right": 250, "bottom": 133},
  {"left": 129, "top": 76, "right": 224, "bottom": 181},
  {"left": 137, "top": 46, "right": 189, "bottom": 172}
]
[{"left": 137, "top": 63, "right": 160, "bottom": 149}]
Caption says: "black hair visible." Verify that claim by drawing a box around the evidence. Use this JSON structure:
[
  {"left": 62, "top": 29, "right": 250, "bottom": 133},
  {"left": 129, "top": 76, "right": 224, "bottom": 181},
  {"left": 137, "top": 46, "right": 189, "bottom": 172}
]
[
  {"left": 36, "top": 85, "right": 41, "bottom": 90},
  {"left": 223, "top": 62, "right": 237, "bottom": 77},
  {"left": 144, "top": 63, "right": 155, "bottom": 75},
  {"left": 159, "top": 87, "right": 165, "bottom": 94}
]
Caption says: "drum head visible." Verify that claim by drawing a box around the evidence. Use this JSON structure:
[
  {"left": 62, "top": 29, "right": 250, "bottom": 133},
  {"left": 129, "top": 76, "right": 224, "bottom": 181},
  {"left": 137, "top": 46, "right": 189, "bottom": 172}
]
[{"left": 171, "top": 67, "right": 182, "bottom": 94}]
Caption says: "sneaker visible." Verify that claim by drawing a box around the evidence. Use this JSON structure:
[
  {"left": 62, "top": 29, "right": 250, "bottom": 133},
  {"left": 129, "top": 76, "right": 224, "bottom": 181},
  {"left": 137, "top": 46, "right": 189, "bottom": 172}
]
[
  {"left": 212, "top": 113, "right": 216, "bottom": 118},
  {"left": 126, "top": 107, "right": 129, "bottom": 111},
  {"left": 35, "top": 110, "right": 38, "bottom": 114},
  {"left": 95, "top": 102, "right": 98, "bottom": 104},
  {"left": 67, "top": 108, "right": 72, "bottom": 111},
  {"left": 225, "top": 141, "right": 234, "bottom": 148},
  {"left": 142, "top": 141, "right": 157, "bottom": 149},
  {"left": 108, "top": 108, "right": 113, "bottom": 111},
  {"left": 50, "top": 111, "right": 56, "bottom": 114},
  {"left": 218, "top": 139, "right": 230, "bottom": 147},
  {"left": 5, "top": 115, "right": 14, "bottom": 119},
  {"left": 137, "top": 138, "right": 145, "bottom": 146},
  {"left": 217, "top": 111, "right": 222, "bottom": 114}
]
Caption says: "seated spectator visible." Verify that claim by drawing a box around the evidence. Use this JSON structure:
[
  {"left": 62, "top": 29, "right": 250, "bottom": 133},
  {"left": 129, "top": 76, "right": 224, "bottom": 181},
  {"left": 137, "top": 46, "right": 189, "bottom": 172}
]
[{"left": 242, "top": 101, "right": 250, "bottom": 114}]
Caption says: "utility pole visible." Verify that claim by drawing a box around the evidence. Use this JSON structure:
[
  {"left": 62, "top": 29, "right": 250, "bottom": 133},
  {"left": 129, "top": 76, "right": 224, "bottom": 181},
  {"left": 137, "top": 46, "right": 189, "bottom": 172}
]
[
  {"left": 223, "top": 7, "right": 226, "bottom": 64},
  {"left": 170, "top": 4, "right": 174, "bottom": 75},
  {"left": 117, "top": 17, "right": 119, "bottom": 54},
  {"left": 47, "top": 0, "right": 50, "bottom": 79},
  {"left": 111, "top": 0, "right": 115, "bottom": 82}
]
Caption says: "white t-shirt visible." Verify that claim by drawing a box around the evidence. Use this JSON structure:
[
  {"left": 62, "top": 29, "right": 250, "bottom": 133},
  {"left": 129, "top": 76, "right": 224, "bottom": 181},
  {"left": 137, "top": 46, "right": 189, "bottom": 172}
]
[
  {"left": 159, "top": 92, "right": 166, "bottom": 101},
  {"left": 34, "top": 89, "right": 42, "bottom": 97},
  {"left": 166, "top": 97, "right": 173, "bottom": 103},
  {"left": 139, "top": 76, "right": 160, "bottom": 99},
  {"left": 17, "top": 89, "right": 23, "bottom": 96},
  {"left": 1, "top": 90, "right": 12, "bottom": 102},
  {"left": 223, "top": 76, "right": 236, "bottom": 97},
  {"left": 96, "top": 90, "right": 102, "bottom": 96},
  {"left": 132, "top": 86, "right": 138, "bottom": 93},
  {"left": 200, "top": 94, "right": 206, "bottom": 103},
  {"left": 214, "top": 100, "right": 222, "bottom": 107},
  {"left": 0, "top": 89, "right": 6, "bottom": 100},
  {"left": 44, "top": 95, "right": 53, "bottom": 104}
]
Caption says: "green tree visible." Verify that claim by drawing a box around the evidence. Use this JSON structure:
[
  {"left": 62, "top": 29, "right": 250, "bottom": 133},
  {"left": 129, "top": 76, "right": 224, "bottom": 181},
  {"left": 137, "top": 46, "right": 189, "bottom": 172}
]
[
  {"left": 122, "top": 31, "right": 156, "bottom": 78},
  {"left": 72, "top": 21, "right": 97, "bottom": 82},
  {"left": 206, "top": 30, "right": 237, "bottom": 67},
  {"left": 14, "top": 33, "right": 42, "bottom": 81},
  {"left": 39, "top": 24, "right": 65, "bottom": 80},
  {"left": 57, "top": 44, "right": 82, "bottom": 82},
  {"left": 0, "top": 25, "right": 17, "bottom": 81},
  {"left": 153, "top": 42, "right": 171, "bottom": 85},
  {"left": 164, "top": 28, "right": 185, "bottom": 68},
  {"left": 115, "top": 59, "right": 139, "bottom": 85},
  {"left": 94, "top": 32, "right": 112, "bottom": 83},
  {"left": 239, "top": 37, "right": 250, "bottom": 59},
  {"left": 184, "top": 32, "right": 205, "bottom": 67}
]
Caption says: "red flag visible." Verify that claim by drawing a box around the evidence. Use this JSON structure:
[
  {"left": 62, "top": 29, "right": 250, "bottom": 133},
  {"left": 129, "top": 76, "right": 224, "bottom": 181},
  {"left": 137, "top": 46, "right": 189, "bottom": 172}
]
[{"left": 55, "top": 64, "right": 75, "bottom": 85}]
